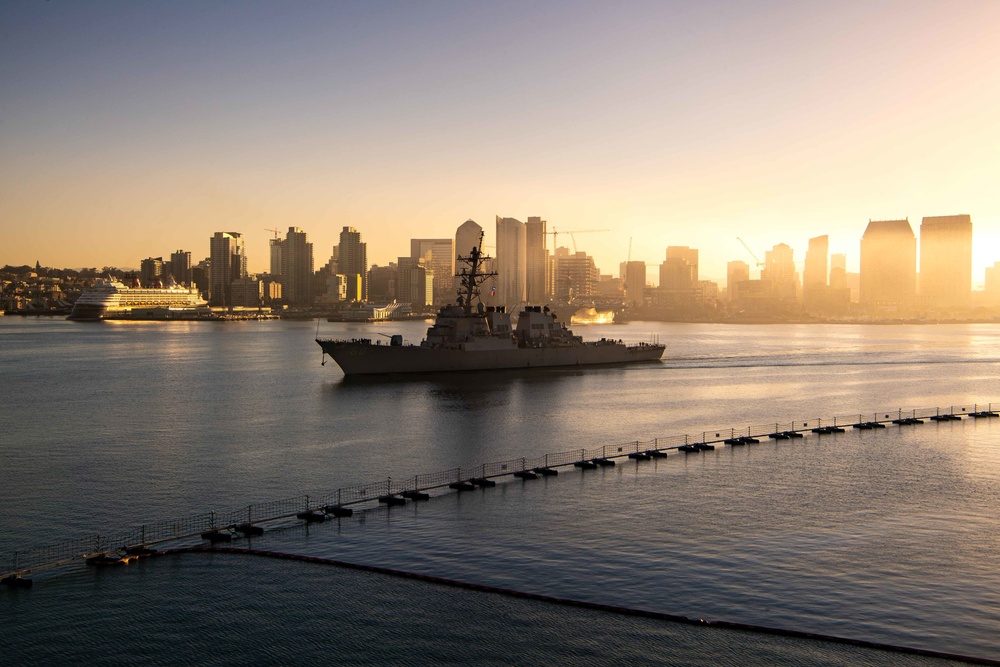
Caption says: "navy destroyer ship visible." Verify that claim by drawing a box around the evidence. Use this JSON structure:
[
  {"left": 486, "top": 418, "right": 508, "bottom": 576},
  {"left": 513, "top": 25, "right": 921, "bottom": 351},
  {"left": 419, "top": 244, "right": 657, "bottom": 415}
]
[{"left": 316, "top": 234, "right": 665, "bottom": 376}]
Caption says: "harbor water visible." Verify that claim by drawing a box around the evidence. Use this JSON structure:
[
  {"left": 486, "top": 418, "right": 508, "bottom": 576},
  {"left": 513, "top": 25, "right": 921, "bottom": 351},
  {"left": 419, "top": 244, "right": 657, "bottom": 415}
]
[{"left": 2, "top": 317, "right": 999, "bottom": 664}]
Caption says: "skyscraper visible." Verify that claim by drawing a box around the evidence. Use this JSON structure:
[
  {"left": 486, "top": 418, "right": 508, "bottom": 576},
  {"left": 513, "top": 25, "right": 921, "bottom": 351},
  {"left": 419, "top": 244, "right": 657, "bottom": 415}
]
[
  {"left": 170, "top": 250, "right": 192, "bottom": 286},
  {"left": 985, "top": 262, "right": 1000, "bottom": 304},
  {"left": 324, "top": 246, "right": 339, "bottom": 275},
  {"left": 410, "top": 238, "right": 454, "bottom": 305},
  {"left": 495, "top": 216, "right": 526, "bottom": 304},
  {"left": 553, "top": 249, "right": 599, "bottom": 301},
  {"left": 455, "top": 219, "right": 487, "bottom": 302},
  {"left": 761, "top": 243, "right": 798, "bottom": 301},
  {"left": 803, "top": 235, "right": 829, "bottom": 308},
  {"left": 209, "top": 232, "right": 246, "bottom": 307},
  {"left": 269, "top": 237, "right": 283, "bottom": 277},
  {"left": 525, "top": 216, "right": 548, "bottom": 303},
  {"left": 860, "top": 219, "right": 916, "bottom": 309},
  {"left": 281, "top": 227, "right": 314, "bottom": 306},
  {"left": 623, "top": 261, "right": 646, "bottom": 306},
  {"left": 726, "top": 261, "right": 750, "bottom": 301},
  {"left": 455, "top": 219, "right": 484, "bottom": 262},
  {"left": 397, "top": 256, "right": 433, "bottom": 307},
  {"left": 139, "top": 257, "right": 163, "bottom": 287},
  {"left": 338, "top": 227, "right": 367, "bottom": 302},
  {"left": 660, "top": 246, "right": 698, "bottom": 292},
  {"left": 367, "top": 263, "right": 397, "bottom": 303},
  {"left": 829, "top": 253, "right": 847, "bottom": 290},
  {"left": 919, "top": 214, "right": 972, "bottom": 305}
]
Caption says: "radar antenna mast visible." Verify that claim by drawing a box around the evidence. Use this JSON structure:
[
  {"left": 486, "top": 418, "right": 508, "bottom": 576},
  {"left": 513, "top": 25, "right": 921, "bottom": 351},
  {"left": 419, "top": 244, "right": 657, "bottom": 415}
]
[{"left": 455, "top": 231, "right": 498, "bottom": 315}]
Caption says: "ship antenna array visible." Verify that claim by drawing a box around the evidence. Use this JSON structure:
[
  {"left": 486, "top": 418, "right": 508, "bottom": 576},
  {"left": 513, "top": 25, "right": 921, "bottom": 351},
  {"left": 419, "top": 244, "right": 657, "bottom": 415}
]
[{"left": 455, "top": 231, "right": 498, "bottom": 315}]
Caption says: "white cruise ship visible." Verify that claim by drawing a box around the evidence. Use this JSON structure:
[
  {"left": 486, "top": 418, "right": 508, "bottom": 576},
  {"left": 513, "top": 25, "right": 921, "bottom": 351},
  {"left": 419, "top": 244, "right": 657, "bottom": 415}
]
[{"left": 68, "top": 278, "right": 208, "bottom": 320}]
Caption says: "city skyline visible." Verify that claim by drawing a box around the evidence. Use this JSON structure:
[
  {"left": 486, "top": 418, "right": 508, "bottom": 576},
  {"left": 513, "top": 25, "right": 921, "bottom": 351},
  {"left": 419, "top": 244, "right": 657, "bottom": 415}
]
[
  {"left": 25, "top": 212, "right": 994, "bottom": 291},
  {"left": 3, "top": 2, "right": 999, "bottom": 282}
]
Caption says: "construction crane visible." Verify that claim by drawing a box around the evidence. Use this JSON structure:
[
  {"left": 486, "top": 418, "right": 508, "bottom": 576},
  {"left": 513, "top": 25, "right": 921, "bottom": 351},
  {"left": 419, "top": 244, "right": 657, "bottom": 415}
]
[
  {"left": 737, "top": 237, "right": 766, "bottom": 269},
  {"left": 265, "top": 228, "right": 281, "bottom": 240},
  {"left": 546, "top": 228, "right": 609, "bottom": 253}
]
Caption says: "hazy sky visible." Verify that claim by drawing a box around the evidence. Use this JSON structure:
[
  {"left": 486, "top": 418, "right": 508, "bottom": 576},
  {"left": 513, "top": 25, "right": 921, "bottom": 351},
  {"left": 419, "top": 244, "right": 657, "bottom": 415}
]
[{"left": 3, "top": 1, "right": 999, "bottom": 283}]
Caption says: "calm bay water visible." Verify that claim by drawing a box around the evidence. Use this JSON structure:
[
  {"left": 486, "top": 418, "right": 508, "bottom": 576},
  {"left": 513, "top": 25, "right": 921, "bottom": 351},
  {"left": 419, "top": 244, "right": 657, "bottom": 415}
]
[{"left": 2, "top": 317, "right": 999, "bottom": 664}]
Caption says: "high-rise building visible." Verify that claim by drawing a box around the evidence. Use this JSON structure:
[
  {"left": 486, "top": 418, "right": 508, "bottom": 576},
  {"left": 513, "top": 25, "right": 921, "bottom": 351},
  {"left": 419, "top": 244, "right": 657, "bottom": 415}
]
[
  {"left": 670, "top": 247, "right": 698, "bottom": 280},
  {"left": 269, "top": 238, "right": 283, "bottom": 277},
  {"left": 209, "top": 232, "right": 247, "bottom": 308},
  {"left": 139, "top": 257, "right": 163, "bottom": 287},
  {"left": 985, "top": 262, "right": 1000, "bottom": 304},
  {"left": 317, "top": 274, "right": 345, "bottom": 305},
  {"left": 368, "top": 264, "right": 397, "bottom": 303},
  {"left": 660, "top": 246, "right": 698, "bottom": 293},
  {"left": 455, "top": 219, "right": 484, "bottom": 262},
  {"left": 860, "top": 219, "right": 916, "bottom": 309},
  {"left": 818, "top": 252, "right": 853, "bottom": 312},
  {"left": 495, "top": 216, "right": 526, "bottom": 304},
  {"left": 761, "top": 243, "right": 798, "bottom": 301},
  {"left": 919, "top": 214, "right": 972, "bottom": 305},
  {"left": 281, "top": 227, "right": 314, "bottom": 306},
  {"left": 260, "top": 277, "right": 281, "bottom": 305},
  {"left": 597, "top": 274, "right": 623, "bottom": 298},
  {"left": 193, "top": 259, "right": 210, "bottom": 295},
  {"left": 410, "top": 238, "right": 454, "bottom": 305},
  {"left": 170, "top": 250, "right": 192, "bottom": 286},
  {"left": 229, "top": 277, "right": 263, "bottom": 308},
  {"left": 397, "top": 256, "right": 433, "bottom": 307},
  {"left": 726, "top": 261, "right": 750, "bottom": 301},
  {"left": 803, "top": 235, "right": 829, "bottom": 308},
  {"left": 337, "top": 227, "right": 367, "bottom": 302},
  {"left": 525, "top": 217, "right": 548, "bottom": 303},
  {"left": 553, "top": 248, "right": 599, "bottom": 301},
  {"left": 622, "top": 261, "right": 646, "bottom": 306},
  {"left": 829, "top": 254, "right": 847, "bottom": 290},
  {"left": 324, "top": 246, "right": 339, "bottom": 275},
  {"left": 455, "top": 219, "right": 487, "bottom": 302}
]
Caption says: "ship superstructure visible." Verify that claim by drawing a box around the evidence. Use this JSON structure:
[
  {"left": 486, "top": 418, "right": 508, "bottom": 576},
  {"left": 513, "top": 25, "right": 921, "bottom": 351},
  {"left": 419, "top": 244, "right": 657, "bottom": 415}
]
[{"left": 316, "top": 233, "right": 665, "bottom": 376}]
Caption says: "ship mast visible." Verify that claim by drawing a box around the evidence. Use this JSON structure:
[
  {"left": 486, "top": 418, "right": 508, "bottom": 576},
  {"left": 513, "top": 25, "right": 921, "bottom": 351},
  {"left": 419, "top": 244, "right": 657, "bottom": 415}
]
[{"left": 455, "top": 231, "right": 497, "bottom": 315}]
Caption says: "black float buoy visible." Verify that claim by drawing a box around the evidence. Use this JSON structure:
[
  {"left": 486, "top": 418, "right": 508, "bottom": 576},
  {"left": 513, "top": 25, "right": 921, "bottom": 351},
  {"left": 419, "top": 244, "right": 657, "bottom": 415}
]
[{"left": 323, "top": 505, "right": 354, "bottom": 517}]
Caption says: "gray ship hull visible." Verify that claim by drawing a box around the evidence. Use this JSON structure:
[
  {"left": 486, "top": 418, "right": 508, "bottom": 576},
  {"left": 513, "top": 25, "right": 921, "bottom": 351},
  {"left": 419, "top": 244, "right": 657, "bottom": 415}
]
[{"left": 316, "top": 339, "right": 664, "bottom": 376}]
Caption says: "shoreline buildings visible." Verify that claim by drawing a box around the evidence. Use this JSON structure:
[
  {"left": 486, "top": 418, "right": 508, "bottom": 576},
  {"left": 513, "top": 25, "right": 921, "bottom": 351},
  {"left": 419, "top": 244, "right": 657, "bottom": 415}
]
[
  {"left": 410, "top": 238, "right": 454, "bottom": 306},
  {"left": 209, "top": 232, "right": 247, "bottom": 308},
  {"left": 10, "top": 208, "right": 996, "bottom": 320},
  {"left": 525, "top": 217, "right": 549, "bottom": 304},
  {"left": 919, "top": 215, "right": 972, "bottom": 307},
  {"left": 860, "top": 219, "right": 916, "bottom": 311},
  {"left": 495, "top": 216, "right": 526, "bottom": 305},
  {"left": 279, "top": 227, "right": 314, "bottom": 307},
  {"left": 338, "top": 227, "right": 367, "bottom": 303}
]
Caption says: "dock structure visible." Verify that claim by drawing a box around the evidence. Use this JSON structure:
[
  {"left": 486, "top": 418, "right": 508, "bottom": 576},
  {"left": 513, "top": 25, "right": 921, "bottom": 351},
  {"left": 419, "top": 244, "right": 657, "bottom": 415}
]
[{"left": 2, "top": 402, "right": 995, "bottom": 587}]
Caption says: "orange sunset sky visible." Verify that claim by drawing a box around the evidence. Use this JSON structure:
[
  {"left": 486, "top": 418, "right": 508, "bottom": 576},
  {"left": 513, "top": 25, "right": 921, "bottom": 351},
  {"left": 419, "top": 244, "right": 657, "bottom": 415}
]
[{"left": 2, "top": 1, "right": 999, "bottom": 284}]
